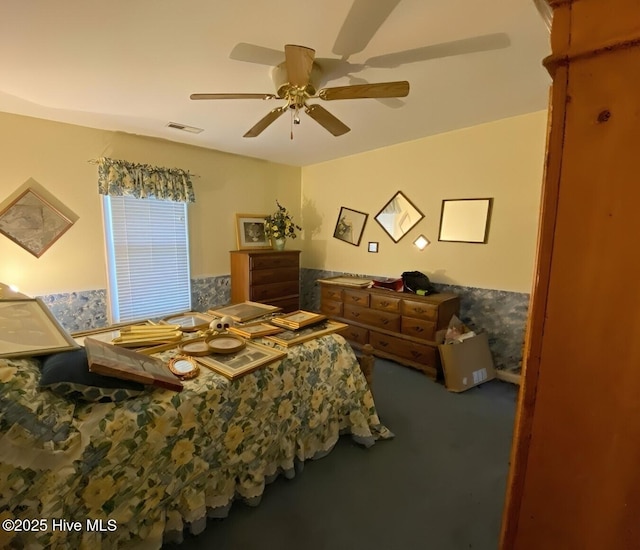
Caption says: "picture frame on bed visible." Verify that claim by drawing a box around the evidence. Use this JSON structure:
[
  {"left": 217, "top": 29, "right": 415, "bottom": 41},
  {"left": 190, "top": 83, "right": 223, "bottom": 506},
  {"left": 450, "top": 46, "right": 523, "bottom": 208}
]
[
  {"left": 0, "top": 298, "right": 80, "bottom": 358},
  {"left": 235, "top": 213, "right": 271, "bottom": 250},
  {"left": 208, "top": 301, "right": 281, "bottom": 323},
  {"left": 0, "top": 187, "right": 75, "bottom": 258},
  {"left": 194, "top": 341, "right": 286, "bottom": 380},
  {"left": 265, "top": 320, "right": 348, "bottom": 347}
]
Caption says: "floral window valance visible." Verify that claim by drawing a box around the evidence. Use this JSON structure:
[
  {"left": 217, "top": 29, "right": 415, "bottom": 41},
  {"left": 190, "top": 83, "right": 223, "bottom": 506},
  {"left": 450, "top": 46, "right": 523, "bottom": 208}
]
[{"left": 96, "top": 157, "right": 195, "bottom": 203}]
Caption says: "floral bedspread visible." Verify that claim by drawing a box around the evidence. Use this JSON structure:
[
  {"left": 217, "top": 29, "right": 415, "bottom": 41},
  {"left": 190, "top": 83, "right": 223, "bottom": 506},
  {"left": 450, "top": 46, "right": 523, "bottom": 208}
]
[{"left": 0, "top": 334, "right": 391, "bottom": 549}]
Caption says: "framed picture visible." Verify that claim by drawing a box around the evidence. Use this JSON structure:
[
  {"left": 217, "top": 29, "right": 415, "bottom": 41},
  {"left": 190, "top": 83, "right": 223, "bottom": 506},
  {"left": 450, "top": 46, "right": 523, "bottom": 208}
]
[
  {"left": 208, "top": 301, "right": 281, "bottom": 323},
  {"left": 438, "top": 198, "right": 493, "bottom": 243},
  {"left": 265, "top": 321, "right": 348, "bottom": 347},
  {"left": 228, "top": 322, "right": 284, "bottom": 339},
  {"left": 375, "top": 191, "right": 424, "bottom": 243},
  {"left": 270, "top": 310, "right": 326, "bottom": 330},
  {"left": 235, "top": 213, "right": 271, "bottom": 250},
  {"left": 333, "top": 207, "right": 368, "bottom": 246},
  {"left": 84, "top": 337, "right": 183, "bottom": 392},
  {"left": 0, "top": 188, "right": 74, "bottom": 257},
  {"left": 0, "top": 298, "right": 79, "bottom": 358},
  {"left": 161, "top": 311, "right": 214, "bottom": 332},
  {"left": 368, "top": 241, "right": 379, "bottom": 253},
  {"left": 195, "top": 341, "right": 286, "bottom": 380}
]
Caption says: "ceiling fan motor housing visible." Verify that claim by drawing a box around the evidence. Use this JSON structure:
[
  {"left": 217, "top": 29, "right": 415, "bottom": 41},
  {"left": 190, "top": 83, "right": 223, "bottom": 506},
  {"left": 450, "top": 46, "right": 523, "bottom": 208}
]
[{"left": 271, "top": 62, "right": 320, "bottom": 102}]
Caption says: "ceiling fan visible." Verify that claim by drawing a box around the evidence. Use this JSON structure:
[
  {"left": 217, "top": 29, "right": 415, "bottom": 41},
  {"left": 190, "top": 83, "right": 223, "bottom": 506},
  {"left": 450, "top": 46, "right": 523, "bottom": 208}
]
[{"left": 190, "top": 44, "right": 410, "bottom": 139}]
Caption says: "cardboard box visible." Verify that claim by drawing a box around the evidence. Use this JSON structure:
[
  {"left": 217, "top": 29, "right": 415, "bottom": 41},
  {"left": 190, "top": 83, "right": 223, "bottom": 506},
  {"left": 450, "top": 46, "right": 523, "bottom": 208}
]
[{"left": 438, "top": 332, "right": 496, "bottom": 392}]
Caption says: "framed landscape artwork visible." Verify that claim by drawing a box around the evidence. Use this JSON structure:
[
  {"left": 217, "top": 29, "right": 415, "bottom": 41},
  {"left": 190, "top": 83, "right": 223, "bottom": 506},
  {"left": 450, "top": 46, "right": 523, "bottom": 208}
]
[
  {"left": 235, "top": 213, "right": 271, "bottom": 250},
  {"left": 0, "top": 188, "right": 75, "bottom": 257}
]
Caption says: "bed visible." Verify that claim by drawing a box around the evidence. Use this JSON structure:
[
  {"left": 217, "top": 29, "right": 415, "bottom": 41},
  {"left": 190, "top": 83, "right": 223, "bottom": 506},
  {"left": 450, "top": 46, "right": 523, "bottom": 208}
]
[{"left": 0, "top": 334, "right": 391, "bottom": 549}]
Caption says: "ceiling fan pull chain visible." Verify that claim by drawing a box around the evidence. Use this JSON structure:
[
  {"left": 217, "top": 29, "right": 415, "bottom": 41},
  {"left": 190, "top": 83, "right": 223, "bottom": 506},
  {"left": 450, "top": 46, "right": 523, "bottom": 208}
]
[{"left": 290, "top": 109, "right": 294, "bottom": 140}]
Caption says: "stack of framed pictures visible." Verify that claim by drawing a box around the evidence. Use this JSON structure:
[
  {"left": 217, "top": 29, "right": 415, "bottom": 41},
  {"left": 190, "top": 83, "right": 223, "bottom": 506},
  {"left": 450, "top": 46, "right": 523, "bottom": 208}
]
[
  {"left": 228, "top": 322, "right": 283, "bottom": 339},
  {"left": 208, "top": 301, "right": 281, "bottom": 323},
  {"left": 265, "top": 321, "right": 348, "bottom": 347},
  {"left": 195, "top": 341, "right": 286, "bottom": 380},
  {"left": 270, "top": 311, "right": 326, "bottom": 330}
]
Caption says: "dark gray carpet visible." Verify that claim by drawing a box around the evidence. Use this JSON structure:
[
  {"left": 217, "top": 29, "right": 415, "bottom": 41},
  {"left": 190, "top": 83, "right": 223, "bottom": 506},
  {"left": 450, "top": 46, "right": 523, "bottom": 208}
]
[{"left": 165, "top": 359, "right": 518, "bottom": 550}]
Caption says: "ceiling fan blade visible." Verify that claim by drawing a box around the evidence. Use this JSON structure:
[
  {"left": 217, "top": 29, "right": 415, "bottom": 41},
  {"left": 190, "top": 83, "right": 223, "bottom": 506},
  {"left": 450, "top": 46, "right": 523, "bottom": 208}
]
[
  {"left": 365, "top": 33, "right": 511, "bottom": 68},
  {"left": 305, "top": 104, "right": 350, "bottom": 136},
  {"left": 333, "top": 0, "right": 401, "bottom": 57},
  {"left": 319, "top": 81, "right": 409, "bottom": 101},
  {"left": 243, "top": 106, "right": 287, "bottom": 138},
  {"left": 285, "top": 44, "right": 316, "bottom": 87},
  {"left": 229, "top": 42, "right": 285, "bottom": 66},
  {"left": 190, "top": 93, "right": 276, "bottom": 100}
]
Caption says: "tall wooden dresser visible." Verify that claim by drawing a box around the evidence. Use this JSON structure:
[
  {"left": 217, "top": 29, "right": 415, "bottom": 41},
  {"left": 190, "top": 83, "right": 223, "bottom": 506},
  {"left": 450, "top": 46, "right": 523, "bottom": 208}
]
[
  {"left": 230, "top": 250, "right": 301, "bottom": 312},
  {"left": 319, "top": 279, "right": 459, "bottom": 379}
]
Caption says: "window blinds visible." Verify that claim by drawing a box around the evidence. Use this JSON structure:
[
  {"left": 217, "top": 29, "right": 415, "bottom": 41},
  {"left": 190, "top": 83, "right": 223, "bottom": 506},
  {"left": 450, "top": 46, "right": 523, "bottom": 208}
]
[{"left": 103, "top": 195, "right": 191, "bottom": 323}]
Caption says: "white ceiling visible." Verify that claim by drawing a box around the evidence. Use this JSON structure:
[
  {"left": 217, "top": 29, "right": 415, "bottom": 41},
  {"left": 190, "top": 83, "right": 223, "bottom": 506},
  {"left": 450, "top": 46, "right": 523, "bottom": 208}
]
[{"left": 0, "top": 0, "right": 551, "bottom": 167}]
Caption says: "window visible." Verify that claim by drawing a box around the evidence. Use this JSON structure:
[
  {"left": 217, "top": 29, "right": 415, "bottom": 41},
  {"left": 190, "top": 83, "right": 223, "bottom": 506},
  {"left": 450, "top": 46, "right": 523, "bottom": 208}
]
[{"left": 102, "top": 195, "right": 191, "bottom": 323}]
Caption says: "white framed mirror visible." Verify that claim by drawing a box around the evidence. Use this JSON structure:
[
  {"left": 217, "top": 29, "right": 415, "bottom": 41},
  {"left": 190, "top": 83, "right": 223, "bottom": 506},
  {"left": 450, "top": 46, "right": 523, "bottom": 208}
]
[
  {"left": 438, "top": 198, "right": 493, "bottom": 243},
  {"left": 374, "top": 191, "right": 424, "bottom": 243}
]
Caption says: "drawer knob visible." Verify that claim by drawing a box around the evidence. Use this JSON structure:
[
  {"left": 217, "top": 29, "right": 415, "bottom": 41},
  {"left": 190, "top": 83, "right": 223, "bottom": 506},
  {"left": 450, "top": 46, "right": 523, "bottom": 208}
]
[
  {"left": 414, "top": 327, "right": 424, "bottom": 333},
  {"left": 379, "top": 341, "right": 389, "bottom": 348},
  {"left": 354, "top": 297, "right": 361, "bottom": 302},
  {"left": 352, "top": 311, "right": 360, "bottom": 317},
  {"left": 411, "top": 351, "right": 422, "bottom": 359},
  {"left": 381, "top": 301, "right": 389, "bottom": 307},
  {"left": 382, "top": 318, "right": 389, "bottom": 325}
]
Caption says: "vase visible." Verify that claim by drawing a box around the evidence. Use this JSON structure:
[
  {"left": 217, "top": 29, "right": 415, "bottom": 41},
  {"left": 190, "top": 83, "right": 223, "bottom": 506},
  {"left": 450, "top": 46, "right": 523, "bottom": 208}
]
[{"left": 272, "top": 238, "right": 286, "bottom": 251}]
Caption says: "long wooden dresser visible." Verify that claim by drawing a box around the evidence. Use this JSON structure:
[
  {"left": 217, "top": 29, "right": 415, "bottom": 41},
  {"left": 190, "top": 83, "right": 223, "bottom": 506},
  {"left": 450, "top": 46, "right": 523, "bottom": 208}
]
[
  {"left": 230, "top": 250, "right": 301, "bottom": 312},
  {"left": 318, "top": 279, "right": 460, "bottom": 379}
]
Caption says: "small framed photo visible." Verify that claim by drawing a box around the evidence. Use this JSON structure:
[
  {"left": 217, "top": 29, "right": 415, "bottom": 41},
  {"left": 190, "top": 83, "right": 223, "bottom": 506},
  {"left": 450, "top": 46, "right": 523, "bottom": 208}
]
[
  {"left": 368, "top": 241, "right": 379, "bottom": 253},
  {"left": 333, "top": 206, "right": 368, "bottom": 246},
  {"left": 195, "top": 341, "right": 286, "bottom": 380},
  {"left": 0, "top": 188, "right": 74, "bottom": 257},
  {"left": 235, "top": 213, "right": 271, "bottom": 250}
]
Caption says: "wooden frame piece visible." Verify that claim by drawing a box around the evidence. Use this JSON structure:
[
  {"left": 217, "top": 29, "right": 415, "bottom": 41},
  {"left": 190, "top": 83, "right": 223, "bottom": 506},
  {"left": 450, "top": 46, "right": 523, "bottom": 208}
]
[
  {"left": 235, "top": 213, "right": 271, "bottom": 250},
  {"left": 208, "top": 301, "right": 281, "bottom": 323},
  {"left": 0, "top": 188, "right": 74, "bottom": 257},
  {"left": 0, "top": 298, "right": 79, "bottom": 358},
  {"left": 368, "top": 241, "right": 379, "bottom": 253},
  {"left": 333, "top": 206, "right": 368, "bottom": 246},
  {"left": 438, "top": 198, "right": 493, "bottom": 244},
  {"left": 374, "top": 191, "right": 424, "bottom": 243},
  {"left": 265, "top": 321, "right": 348, "bottom": 347},
  {"left": 194, "top": 341, "right": 286, "bottom": 380}
]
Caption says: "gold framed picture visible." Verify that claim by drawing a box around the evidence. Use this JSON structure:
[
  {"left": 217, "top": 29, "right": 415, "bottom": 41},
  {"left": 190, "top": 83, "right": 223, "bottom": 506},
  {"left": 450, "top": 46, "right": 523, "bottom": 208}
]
[
  {"left": 0, "top": 298, "right": 79, "bottom": 358},
  {"left": 270, "top": 310, "right": 326, "bottom": 330},
  {"left": 265, "top": 321, "right": 348, "bottom": 347},
  {"left": 161, "top": 311, "right": 214, "bottom": 332},
  {"left": 0, "top": 188, "right": 75, "bottom": 257},
  {"left": 208, "top": 301, "right": 281, "bottom": 323},
  {"left": 195, "top": 341, "right": 286, "bottom": 380},
  {"left": 228, "top": 322, "right": 284, "bottom": 339},
  {"left": 235, "top": 213, "right": 271, "bottom": 250}
]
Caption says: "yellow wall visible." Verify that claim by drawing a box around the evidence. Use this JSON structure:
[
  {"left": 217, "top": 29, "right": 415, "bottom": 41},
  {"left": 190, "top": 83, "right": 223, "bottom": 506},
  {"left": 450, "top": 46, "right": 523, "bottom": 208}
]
[
  {"left": 301, "top": 111, "right": 547, "bottom": 293},
  {"left": 0, "top": 110, "right": 546, "bottom": 298},
  {"left": 0, "top": 112, "right": 300, "bottom": 297}
]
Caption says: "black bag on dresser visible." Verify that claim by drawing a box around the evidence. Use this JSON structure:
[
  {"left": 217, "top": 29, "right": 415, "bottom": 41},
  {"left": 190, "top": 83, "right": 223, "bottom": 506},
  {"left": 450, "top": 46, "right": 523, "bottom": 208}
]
[{"left": 401, "top": 271, "right": 435, "bottom": 295}]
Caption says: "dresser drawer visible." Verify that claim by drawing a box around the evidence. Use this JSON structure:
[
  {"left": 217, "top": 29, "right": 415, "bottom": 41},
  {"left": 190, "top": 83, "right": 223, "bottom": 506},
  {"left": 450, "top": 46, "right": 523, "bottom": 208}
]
[
  {"left": 343, "top": 289, "right": 370, "bottom": 307},
  {"left": 321, "top": 286, "right": 343, "bottom": 302},
  {"left": 251, "top": 281, "right": 299, "bottom": 301},
  {"left": 320, "top": 299, "right": 343, "bottom": 317},
  {"left": 342, "top": 324, "right": 369, "bottom": 345},
  {"left": 251, "top": 254, "right": 299, "bottom": 270},
  {"left": 370, "top": 293, "right": 401, "bottom": 312},
  {"left": 344, "top": 304, "right": 400, "bottom": 332},
  {"left": 400, "top": 299, "right": 438, "bottom": 321},
  {"left": 370, "top": 331, "right": 437, "bottom": 366},
  {"left": 401, "top": 317, "right": 436, "bottom": 341},
  {"left": 251, "top": 266, "right": 299, "bottom": 285}
]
